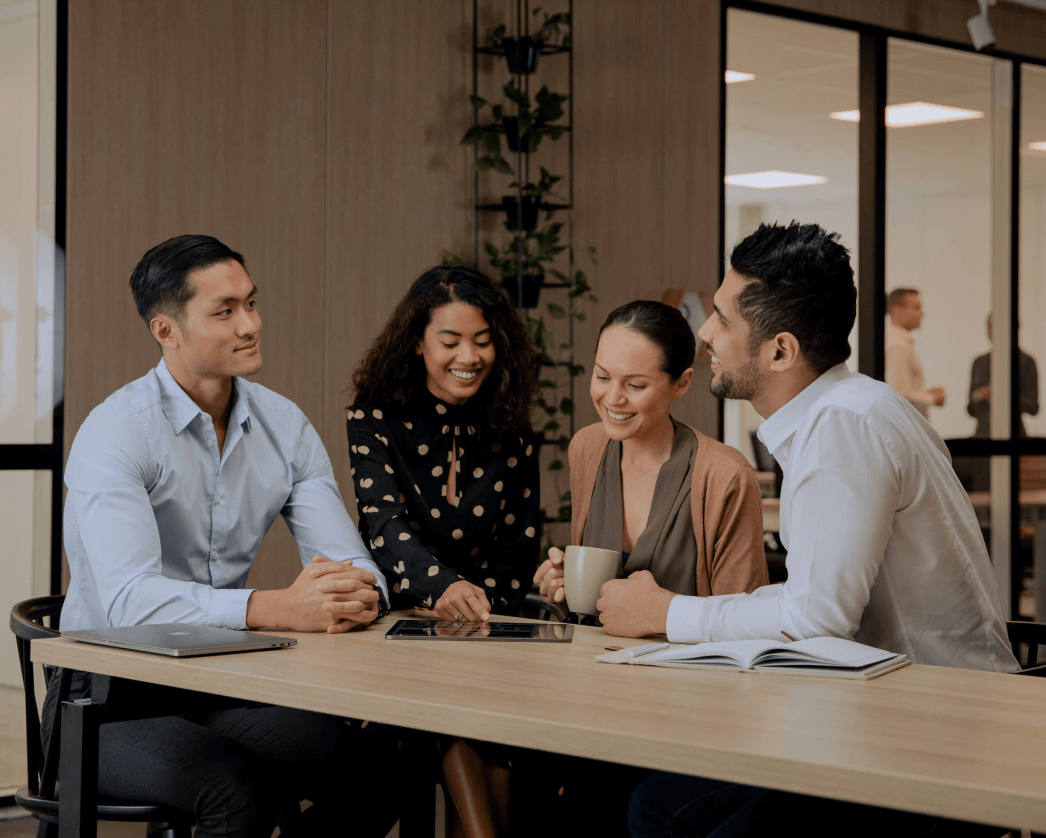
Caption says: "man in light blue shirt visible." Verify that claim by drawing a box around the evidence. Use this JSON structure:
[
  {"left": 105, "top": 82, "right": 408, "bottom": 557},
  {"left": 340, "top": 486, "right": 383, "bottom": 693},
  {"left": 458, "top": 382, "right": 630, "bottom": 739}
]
[{"left": 51, "top": 235, "right": 397, "bottom": 838}]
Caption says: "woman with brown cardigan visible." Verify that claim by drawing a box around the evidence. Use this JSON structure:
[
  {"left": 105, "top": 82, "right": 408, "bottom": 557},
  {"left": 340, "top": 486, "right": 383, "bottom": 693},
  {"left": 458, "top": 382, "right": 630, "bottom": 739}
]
[{"left": 534, "top": 300, "right": 768, "bottom": 614}]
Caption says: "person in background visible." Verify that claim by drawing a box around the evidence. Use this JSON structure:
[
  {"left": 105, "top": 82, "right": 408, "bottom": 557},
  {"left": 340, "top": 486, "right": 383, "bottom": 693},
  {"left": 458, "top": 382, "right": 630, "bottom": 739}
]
[
  {"left": 968, "top": 312, "right": 1039, "bottom": 438},
  {"left": 348, "top": 265, "right": 541, "bottom": 838},
  {"left": 885, "top": 287, "right": 945, "bottom": 419},
  {"left": 620, "top": 221, "right": 1016, "bottom": 838},
  {"left": 533, "top": 300, "right": 767, "bottom": 611},
  {"left": 56, "top": 235, "right": 398, "bottom": 838}
]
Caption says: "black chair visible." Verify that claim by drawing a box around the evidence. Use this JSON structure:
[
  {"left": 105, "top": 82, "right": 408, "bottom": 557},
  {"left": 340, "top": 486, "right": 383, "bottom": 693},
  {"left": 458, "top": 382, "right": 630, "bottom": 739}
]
[
  {"left": 10, "top": 595, "right": 194, "bottom": 838},
  {"left": 521, "top": 591, "right": 569, "bottom": 622},
  {"left": 1006, "top": 620, "right": 1046, "bottom": 676}
]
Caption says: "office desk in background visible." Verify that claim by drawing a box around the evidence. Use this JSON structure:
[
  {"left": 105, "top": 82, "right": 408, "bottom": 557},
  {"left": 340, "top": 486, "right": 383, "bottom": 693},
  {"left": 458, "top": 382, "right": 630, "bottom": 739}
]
[
  {"left": 969, "top": 489, "right": 1046, "bottom": 621},
  {"left": 33, "top": 612, "right": 1046, "bottom": 836}
]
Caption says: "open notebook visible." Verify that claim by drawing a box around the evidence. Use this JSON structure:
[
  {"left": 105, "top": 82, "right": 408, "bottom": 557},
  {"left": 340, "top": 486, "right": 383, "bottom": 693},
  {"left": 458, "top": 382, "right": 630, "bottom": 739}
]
[{"left": 596, "top": 636, "right": 910, "bottom": 680}]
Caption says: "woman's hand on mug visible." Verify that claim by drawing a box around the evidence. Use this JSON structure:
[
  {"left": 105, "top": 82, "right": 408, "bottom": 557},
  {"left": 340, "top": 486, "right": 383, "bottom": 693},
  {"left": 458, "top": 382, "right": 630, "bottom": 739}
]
[
  {"left": 434, "top": 580, "right": 491, "bottom": 622},
  {"left": 533, "top": 547, "right": 566, "bottom": 603}
]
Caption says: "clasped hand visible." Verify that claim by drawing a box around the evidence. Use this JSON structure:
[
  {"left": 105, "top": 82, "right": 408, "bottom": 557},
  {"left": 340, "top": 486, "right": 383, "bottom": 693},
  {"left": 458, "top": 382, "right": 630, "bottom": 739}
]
[{"left": 262, "top": 556, "right": 380, "bottom": 634}]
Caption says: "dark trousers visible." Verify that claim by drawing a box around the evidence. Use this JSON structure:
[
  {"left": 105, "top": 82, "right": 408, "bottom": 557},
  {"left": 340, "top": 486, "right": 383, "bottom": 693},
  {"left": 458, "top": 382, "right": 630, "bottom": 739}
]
[
  {"left": 628, "top": 773, "right": 1006, "bottom": 838},
  {"left": 43, "top": 670, "right": 400, "bottom": 838}
]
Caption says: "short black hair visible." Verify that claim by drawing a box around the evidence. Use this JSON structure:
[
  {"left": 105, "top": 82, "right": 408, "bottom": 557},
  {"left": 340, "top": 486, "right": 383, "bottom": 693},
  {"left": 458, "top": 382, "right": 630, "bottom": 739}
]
[
  {"left": 129, "top": 234, "right": 245, "bottom": 326},
  {"left": 597, "top": 300, "right": 696, "bottom": 380},
  {"left": 729, "top": 222, "right": 856, "bottom": 375}
]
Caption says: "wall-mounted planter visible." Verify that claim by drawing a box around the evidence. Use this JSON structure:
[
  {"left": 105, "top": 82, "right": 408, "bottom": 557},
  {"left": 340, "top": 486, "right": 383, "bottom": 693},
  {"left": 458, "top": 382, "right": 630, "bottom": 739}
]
[
  {"left": 502, "top": 273, "right": 543, "bottom": 309},
  {"left": 502, "top": 37, "right": 540, "bottom": 74},
  {"left": 502, "top": 117, "right": 537, "bottom": 153},
  {"left": 502, "top": 194, "right": 541, "bottom": 230}
]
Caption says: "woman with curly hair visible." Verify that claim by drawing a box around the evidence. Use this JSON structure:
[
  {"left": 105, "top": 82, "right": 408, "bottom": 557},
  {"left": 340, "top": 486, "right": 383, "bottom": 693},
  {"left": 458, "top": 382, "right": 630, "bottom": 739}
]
[
  {"left": 348, "top": 266, "right": 542, "bottom": 838},
  {"left": 349, "top": 265, "right": 541, "bottom": 623}
]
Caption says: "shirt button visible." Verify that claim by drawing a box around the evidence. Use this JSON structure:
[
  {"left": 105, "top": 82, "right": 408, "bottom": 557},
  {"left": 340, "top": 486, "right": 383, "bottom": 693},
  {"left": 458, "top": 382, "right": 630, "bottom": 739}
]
[{"left": 215, "top": 496, "right": 222, "bottom": 505}]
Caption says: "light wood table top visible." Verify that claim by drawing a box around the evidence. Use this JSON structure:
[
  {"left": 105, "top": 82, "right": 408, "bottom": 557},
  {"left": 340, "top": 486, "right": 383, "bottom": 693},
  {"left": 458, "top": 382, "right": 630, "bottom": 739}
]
[{"left": 33, "top": 614, "right": 1046, "bottom": 831}]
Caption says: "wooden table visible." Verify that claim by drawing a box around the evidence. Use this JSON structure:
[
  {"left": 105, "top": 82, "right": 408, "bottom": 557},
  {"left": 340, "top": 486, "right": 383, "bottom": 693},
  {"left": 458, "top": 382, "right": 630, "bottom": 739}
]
[
  {"left": 33, "top": 614, "right": 1046, "bottom": 835},
  {"left": 969, "top": 489, "right": 1046, "bottom": 620}
]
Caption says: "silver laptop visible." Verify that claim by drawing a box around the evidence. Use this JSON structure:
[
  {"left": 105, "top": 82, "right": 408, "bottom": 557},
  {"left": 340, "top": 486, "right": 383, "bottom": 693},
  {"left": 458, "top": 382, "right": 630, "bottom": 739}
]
[{"left": 63, "top": 623, "right": 297, "bottom": 657}]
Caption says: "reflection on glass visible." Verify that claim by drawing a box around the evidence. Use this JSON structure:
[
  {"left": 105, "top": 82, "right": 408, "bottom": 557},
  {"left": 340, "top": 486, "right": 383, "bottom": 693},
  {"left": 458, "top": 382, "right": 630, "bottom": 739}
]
[
  {"left": 724, "top": 9, "right": 858, "bottom": 462},
  {"left": 966, "top": 313, "right": 1040, "bottom": 437},
  {"left": 885, "top": 40, "right": 993, "bottom": 439},
  {"left": 0, "top": 0, "right": 55, "bottom": 444},
  {"left": 1020, "top": 65, "right": 1046, "bottom": 439}
]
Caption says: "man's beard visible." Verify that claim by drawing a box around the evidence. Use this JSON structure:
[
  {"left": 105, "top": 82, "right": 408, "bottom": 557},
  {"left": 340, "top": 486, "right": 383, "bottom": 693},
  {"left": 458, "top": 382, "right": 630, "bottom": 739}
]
[{"left": 709, "top": 355, "right": 761, "bottom": 401}]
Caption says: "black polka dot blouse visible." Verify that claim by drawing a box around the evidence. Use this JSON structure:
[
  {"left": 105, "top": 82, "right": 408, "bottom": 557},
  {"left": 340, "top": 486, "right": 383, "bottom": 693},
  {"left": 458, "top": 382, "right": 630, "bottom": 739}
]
[{"left": 347, "top": 389, "right": 540, "bottom": 614}]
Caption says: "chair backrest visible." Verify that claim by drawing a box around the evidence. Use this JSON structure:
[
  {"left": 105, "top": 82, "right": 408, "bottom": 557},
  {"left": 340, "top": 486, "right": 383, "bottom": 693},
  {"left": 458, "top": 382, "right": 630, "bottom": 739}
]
[
  {"left": 1006, "top": 620, "right": 1046, "bottom": 676},
  {"left": 9, "top": 595, "right": 65, "bottom": 796}
]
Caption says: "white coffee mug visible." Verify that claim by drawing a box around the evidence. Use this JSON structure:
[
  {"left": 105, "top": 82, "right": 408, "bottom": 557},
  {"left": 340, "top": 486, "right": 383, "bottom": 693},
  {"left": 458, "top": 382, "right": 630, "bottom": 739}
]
[{"left": 563, "top": 545, "right": 622, "bottom": 615}]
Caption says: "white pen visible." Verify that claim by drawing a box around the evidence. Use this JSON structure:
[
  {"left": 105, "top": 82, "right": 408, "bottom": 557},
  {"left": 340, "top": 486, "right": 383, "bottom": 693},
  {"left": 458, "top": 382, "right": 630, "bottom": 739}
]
[{"left": 627, "top": 642, "right": 670, "bottom": 658}]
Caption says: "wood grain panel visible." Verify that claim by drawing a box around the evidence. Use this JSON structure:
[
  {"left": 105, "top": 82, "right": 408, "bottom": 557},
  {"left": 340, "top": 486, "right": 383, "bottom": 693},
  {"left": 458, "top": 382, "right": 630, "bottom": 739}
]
[
  {"left": 324, "top": 0, "right": 474, "bottom": 514},
  {"left": 661, "top": 0, "right": 721, "bottom": 437},
  {"left": 67, "top": 0, "right": 328, "bottom": 592},
  {"left": 572, "top": 0, "right": 665, "bottom": 434},
  {"left": 763, "top": 0, "right": 1046, "bottom": 62}
]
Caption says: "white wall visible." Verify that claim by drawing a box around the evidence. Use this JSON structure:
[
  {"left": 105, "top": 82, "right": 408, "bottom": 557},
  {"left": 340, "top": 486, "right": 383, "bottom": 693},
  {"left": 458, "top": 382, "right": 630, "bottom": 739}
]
[{"left": 0, "top": 0, "right": 56, "bottom": 687}]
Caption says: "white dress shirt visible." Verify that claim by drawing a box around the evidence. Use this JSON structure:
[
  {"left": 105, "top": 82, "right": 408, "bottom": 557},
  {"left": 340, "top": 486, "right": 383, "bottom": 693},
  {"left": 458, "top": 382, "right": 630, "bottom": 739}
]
[
  {"left": 63, "top": 359, "right": 386, "bottom": 631},
  {"left": 885, "top": 323, "right": 934, "bottom": 419},
  {"left": 666, "top": 364, "right": 1017, "bottom": 672}
]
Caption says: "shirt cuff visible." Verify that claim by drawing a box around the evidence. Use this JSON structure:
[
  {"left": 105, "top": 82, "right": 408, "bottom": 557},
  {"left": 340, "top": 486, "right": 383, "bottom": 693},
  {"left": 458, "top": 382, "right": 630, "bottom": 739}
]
[
  {"left": 343, "top": 555, "right": 389, "bottom": 600},
  {"left": 665, "top": 595, "right": 707, "bottom": 643},
  {"left": 213, "top": 587, "right": 255, "bottom": 630}
]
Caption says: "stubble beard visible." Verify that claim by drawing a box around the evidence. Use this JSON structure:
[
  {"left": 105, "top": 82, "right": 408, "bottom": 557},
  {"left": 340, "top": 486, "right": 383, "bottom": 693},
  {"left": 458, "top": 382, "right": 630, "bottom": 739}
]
[{"left": 708, "top": 355, "right": 761, "bottom": 401}]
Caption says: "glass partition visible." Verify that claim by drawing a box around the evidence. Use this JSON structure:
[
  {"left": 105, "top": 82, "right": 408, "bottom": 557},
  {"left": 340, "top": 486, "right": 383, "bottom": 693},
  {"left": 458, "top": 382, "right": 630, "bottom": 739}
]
[{"left": 724, "top": 8, "right": 858, "bottom": 462}]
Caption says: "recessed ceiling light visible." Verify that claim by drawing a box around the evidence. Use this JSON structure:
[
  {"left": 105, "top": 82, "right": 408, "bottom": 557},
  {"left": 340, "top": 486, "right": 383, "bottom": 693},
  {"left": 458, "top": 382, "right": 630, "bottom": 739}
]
[
  {"left": 1027, "top": 141, "right": 1046, "bottom": 152},
  {"left": 725, "top": 171, "right": 828, "bottom": 189},
  {"left": 829, "top": 102, "right": 985, "bottom": 127},
  {"left": 726, "top": 71, "right": 755, "bottom": 84}
]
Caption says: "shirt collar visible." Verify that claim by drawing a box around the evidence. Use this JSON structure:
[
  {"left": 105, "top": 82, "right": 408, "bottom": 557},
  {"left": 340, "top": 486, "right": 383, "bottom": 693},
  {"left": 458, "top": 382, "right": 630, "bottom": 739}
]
[
  {"left": 156, "top": 358, "right": 252, "bottom": 435},
  {"left": 757, "top": 363, "right": 852, "bottom": 457}
]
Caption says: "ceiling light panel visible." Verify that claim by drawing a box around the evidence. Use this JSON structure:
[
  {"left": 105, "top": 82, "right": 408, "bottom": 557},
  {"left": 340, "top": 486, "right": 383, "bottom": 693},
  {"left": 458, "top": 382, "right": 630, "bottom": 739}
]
[
  {"left": 725, "top": 171, "right": 828, "bottom": 189},
  {"left": 1027, "top": 141, "right": 1046, "bottom": 151},
  {"left": 829, "top": 101, "right": 985, "bottom": 127},
  {"left": 725, "top": 71, "right": 756, "bottom": 83}
]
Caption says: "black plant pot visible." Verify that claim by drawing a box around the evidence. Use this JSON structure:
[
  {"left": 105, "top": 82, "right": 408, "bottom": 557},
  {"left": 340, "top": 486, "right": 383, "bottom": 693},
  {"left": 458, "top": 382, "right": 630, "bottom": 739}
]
[
  {"left": 502, "top": 194, "right": 541, "bottom": 231},
  {"left": 502, "top": 117, "right": 537, "bottom": 153},
  {"left": 502, "top": 36, "right": 540, "bottom": 74},
  {"left": 502, "top": 274, "right": 543, "bottom": 309}
]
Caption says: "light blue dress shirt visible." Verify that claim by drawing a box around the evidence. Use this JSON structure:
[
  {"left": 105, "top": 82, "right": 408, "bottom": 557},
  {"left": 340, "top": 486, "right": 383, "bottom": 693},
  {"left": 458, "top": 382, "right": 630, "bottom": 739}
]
[{"left": 63, "top": 359, "right": 386, "bottom": 631}]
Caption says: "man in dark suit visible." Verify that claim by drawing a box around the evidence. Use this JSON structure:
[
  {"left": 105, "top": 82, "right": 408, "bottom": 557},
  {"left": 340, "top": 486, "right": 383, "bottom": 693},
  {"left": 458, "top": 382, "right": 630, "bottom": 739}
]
[{"left": 967, "top": 314, "right": 1039, "bottom": 438}]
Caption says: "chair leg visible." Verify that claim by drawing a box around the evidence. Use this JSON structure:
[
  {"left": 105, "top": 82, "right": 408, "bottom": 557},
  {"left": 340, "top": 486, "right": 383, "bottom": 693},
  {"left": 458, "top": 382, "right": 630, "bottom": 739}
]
[
  {"left": 35, "top": 819, "right": 57, "bottom": 838},
  {"left": 146, "top": 824, "right": 192, "bottom": 838}
]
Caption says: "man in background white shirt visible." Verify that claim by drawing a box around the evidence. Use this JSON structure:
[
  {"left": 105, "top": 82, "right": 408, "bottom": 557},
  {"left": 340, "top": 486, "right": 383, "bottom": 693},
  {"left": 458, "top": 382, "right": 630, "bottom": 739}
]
[
  {"left": 885, "top": 287, "right": 945, "bottom": 419},
  {"left": 611, "top": 221, "right": 1015, "bottom": 838}
]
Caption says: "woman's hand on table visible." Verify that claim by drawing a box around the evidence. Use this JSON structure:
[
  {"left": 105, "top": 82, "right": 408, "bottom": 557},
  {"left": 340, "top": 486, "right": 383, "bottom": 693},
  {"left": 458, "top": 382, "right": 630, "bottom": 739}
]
[
  {"left": 434, "top": 580, "right": 491, "bottom": 622},
  {"left": 533, "top": 547, "right": 566, "bottom": 604}
]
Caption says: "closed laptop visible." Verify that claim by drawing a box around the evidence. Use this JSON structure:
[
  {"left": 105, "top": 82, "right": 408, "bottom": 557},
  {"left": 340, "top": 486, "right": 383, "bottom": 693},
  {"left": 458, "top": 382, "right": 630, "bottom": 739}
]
[{"left": 63, "top": 623, "right": 296, "bottom": 657}]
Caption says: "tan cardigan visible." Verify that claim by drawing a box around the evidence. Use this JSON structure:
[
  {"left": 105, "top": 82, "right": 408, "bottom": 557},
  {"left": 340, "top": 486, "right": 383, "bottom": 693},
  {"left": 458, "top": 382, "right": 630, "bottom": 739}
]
[{"left": 569, "top": 422, "right": 769, "bottom": 597}]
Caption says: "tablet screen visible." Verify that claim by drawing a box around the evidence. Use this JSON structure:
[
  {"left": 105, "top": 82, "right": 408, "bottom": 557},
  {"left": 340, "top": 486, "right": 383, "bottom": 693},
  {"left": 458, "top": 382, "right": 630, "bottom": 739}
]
[{"left": 384, "top": 619, "right": 573, "bottom": 642}]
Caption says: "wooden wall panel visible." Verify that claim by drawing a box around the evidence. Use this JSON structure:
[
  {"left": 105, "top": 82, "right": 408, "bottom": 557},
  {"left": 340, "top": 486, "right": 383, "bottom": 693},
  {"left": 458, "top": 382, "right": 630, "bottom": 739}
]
[
  {"left": 324, "top": 0, "right": 474, "bottom": 515},
  {"left": 67, "top": 0, "right": 328, "bottom": 591}
]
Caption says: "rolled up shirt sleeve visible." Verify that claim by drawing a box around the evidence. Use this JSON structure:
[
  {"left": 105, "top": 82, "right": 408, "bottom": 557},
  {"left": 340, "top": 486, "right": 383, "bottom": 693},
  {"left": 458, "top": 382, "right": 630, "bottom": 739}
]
[
  {"left": 666, "top": 406, "right": 898, "bottom": 644},
  {"left": 65, "top": 404, "right": 253, "bottom": 629}
]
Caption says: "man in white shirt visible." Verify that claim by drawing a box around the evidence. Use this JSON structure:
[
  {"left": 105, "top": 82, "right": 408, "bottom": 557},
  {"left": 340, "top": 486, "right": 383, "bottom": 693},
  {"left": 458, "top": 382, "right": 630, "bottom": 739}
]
[
  {"left": 606, "top": 222, "right": 1016, "bottom": 838},
  {"left": 885, "top": 287, "right": 945, "bottom": 419}
]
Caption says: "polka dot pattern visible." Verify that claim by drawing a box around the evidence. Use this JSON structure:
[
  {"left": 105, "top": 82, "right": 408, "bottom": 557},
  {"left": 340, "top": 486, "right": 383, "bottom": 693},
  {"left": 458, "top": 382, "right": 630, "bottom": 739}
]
[{"left": 349, "top": 396, "right": 540, "bottom": 614}]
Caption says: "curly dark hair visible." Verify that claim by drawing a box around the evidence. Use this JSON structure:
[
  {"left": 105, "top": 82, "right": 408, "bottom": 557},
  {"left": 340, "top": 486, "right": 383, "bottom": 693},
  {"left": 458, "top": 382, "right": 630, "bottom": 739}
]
[{"left": 351, "top": 266, "right": 541, "bottom": 434}]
